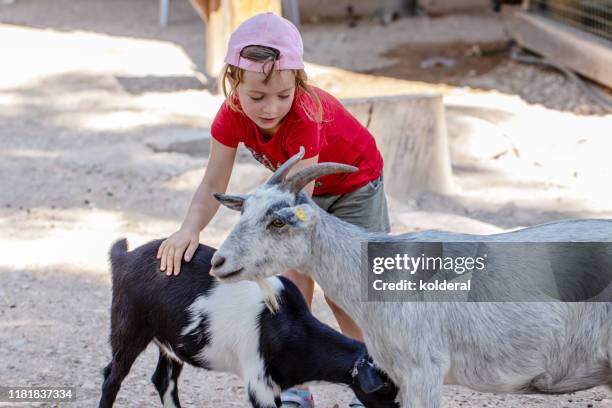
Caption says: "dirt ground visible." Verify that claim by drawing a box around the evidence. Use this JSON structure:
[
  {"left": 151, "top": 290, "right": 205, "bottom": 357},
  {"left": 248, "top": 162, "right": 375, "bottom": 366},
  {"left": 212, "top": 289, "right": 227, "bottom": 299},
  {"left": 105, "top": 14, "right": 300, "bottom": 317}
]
[{"left": 1, "top": 0, "right": 612, "bottom": 407}]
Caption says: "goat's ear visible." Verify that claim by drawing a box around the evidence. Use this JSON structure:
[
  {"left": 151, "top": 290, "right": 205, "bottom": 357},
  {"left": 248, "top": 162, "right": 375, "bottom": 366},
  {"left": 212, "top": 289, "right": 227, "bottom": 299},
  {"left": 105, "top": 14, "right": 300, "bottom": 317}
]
[
  {"left": 213, "top": 193, "right": 247, "bottom": 212},
  {"left": 354, "top": 361, "right": 385, "bottom": 394}
]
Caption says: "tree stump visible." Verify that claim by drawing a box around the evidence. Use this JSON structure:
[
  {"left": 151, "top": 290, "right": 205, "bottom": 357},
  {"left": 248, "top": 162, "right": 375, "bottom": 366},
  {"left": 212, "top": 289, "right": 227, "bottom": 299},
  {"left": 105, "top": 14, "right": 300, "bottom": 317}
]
[{"left": 343, "top": 94, "right": 453, "bottom": 198}]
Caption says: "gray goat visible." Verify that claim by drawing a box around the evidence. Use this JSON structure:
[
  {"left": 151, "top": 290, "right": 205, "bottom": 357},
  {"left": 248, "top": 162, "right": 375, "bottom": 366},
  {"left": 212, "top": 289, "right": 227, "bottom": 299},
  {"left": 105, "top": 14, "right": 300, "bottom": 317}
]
[{"left": 209, "top": 148, "right": 612, "bottom": 407}]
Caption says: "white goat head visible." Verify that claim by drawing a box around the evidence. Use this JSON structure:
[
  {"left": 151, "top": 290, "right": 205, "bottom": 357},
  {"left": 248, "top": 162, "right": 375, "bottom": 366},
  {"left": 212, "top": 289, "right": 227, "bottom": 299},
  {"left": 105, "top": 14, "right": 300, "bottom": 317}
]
[{"left": 210, "top": 147, "right": 357, "bottom": 282}]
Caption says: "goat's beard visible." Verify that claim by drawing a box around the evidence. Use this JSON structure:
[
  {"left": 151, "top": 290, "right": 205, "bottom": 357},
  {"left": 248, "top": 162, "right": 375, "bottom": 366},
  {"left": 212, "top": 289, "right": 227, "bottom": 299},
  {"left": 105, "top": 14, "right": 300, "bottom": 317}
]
[{"left": 256, "top": 278, "right": 281, "bottom": 314}]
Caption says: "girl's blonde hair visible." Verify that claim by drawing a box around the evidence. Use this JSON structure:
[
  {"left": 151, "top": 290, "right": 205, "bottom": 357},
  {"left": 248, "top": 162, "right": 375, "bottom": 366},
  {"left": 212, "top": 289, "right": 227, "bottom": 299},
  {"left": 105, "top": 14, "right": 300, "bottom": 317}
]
[{"left": 221, "top": 45, "right": 323, "bottom": 124}]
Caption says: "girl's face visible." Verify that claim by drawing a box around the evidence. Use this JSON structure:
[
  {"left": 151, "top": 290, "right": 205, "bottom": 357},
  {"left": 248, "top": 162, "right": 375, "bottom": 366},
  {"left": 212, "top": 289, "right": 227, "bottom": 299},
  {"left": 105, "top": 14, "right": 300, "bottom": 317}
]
[{"left": 236, "top": 70, "right": 296, "bottom": 135}]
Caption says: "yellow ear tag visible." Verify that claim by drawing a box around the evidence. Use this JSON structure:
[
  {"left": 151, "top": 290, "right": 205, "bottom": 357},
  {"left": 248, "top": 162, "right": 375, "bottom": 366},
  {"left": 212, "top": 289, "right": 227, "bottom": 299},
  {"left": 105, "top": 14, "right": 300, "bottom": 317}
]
[{"left": 294, "top": 207, "right": 307, "bottom": 222}]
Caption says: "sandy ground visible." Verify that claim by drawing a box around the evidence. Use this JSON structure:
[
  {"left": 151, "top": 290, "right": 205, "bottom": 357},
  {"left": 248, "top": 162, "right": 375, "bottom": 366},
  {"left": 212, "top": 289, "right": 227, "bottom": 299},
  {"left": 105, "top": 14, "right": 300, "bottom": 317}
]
[{"left": 1, "top": 0, "right": 612, "bottom": 407}]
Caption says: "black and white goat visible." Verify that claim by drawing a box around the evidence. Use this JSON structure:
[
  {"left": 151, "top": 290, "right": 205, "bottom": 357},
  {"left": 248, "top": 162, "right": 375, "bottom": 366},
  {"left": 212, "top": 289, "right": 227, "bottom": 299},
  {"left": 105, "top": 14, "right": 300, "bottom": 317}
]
[{"left": 98, "top": 239, "right": 398, "bottom": 408}]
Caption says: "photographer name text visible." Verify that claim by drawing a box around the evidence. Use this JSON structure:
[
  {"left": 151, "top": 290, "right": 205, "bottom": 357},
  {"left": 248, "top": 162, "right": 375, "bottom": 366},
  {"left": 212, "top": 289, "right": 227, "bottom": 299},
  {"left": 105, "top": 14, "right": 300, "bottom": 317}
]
[{"left": 372, "top": 279, "right": 471, "bottom": 291}]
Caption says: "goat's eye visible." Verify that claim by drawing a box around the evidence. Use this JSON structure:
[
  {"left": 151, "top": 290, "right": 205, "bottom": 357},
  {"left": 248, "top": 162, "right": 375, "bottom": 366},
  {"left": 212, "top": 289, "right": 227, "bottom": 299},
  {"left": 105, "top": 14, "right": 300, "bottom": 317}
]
[{"left": 270, "top": 219, "right": 286, "bottom": 228}]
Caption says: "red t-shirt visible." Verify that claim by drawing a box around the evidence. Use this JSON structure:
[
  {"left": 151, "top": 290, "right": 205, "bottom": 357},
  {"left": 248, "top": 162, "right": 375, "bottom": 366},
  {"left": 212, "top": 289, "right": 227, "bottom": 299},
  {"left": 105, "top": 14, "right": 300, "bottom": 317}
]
[{"left": 211, "top": 87, "right": 383, "bottom": 196}]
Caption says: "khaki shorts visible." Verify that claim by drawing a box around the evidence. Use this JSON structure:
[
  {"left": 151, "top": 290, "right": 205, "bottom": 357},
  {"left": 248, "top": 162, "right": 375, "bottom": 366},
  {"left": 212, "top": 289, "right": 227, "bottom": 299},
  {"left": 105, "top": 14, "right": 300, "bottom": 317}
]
[{"left": 312, "top": 173, "right": 391, "bottom": 233}]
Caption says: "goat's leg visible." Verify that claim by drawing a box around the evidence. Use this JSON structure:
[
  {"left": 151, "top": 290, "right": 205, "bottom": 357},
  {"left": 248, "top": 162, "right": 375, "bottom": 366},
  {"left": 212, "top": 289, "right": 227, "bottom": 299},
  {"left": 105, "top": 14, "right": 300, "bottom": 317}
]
[
  {"left": 397, "top": 364, "right": 445, "bottom": 408},
  {"left": 98, "top": 329, "right": 152, "bottom": 408},
  {"left": 246, "top": 379, "right": 279, "bottom": 408},
  {"left": 152, "top": 351, "right": 184, "bottom": 408}
]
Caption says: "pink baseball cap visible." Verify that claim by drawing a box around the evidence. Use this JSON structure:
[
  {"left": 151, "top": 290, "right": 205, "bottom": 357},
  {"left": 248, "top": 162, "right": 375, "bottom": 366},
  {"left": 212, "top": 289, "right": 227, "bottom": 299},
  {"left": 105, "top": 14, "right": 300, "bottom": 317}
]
[{"left": 224, "top": 12, "right": 305, "bottom": 72}]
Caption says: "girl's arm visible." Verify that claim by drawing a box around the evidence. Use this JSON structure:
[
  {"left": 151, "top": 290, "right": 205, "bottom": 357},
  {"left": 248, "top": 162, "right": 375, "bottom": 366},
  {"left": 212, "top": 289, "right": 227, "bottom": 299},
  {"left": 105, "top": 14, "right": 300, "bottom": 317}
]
[{"left": 157, "top": 138, "right": 237, "bottom": 276}]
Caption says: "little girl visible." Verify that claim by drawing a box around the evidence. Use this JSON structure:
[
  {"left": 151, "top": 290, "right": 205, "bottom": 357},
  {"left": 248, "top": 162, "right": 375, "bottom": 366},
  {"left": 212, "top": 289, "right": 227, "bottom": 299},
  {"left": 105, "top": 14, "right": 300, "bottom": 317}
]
[{"left": 158, "top": 12, "right": 390, "bottom": 408}]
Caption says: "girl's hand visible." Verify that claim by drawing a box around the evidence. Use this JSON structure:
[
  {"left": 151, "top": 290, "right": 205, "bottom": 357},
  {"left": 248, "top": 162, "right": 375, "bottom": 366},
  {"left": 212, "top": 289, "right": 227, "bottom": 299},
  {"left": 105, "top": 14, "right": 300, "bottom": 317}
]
[
  {"left": 155, "top": 139, "right": 236, "bottom": 277},
  {"left": 157, "top": 228, "right": 200, "bottom": 276}
]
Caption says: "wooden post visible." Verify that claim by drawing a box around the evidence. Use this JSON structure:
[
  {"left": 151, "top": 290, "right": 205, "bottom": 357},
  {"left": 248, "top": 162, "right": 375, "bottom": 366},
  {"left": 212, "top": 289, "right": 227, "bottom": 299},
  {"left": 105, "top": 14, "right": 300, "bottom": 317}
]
[
  {"left": 343, "top": 94, "right": 454, "bottom": 198},
  {"left": 511, "top": 11, "right": 612, "bottom": 89},
  {"left": 188, "top": 0, "right": 282, "bottom": 79}
]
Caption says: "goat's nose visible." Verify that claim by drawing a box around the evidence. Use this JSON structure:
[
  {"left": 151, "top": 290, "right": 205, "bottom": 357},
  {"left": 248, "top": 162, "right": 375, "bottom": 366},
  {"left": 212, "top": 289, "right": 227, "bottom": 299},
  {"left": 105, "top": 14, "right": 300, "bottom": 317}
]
[{"left": 211, "top": 253, "right": 225, "bottom": 269}]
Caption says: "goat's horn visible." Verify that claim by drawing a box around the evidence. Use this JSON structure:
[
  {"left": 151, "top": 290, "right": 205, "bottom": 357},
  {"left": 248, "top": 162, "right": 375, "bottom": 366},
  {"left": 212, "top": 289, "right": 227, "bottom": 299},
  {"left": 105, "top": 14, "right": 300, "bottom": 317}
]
[
  {"left": 266, "top": 146, "right": 305, "bottom": 185},
  {"left": 285, "top": 163, "right": 359, "bottom": 194}
]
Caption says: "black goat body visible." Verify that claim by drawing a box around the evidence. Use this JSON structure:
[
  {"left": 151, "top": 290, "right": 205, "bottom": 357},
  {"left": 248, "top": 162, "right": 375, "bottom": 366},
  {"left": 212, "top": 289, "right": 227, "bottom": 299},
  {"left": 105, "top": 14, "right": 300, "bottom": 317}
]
[{"left": 98, "top": 239, "right": 398, "bottom": 408}]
